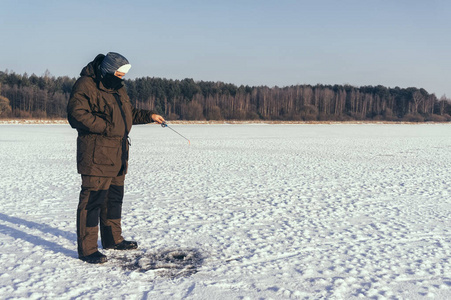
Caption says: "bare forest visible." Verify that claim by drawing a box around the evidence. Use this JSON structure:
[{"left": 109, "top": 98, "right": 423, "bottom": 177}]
[{"left": 1, "top": 70, "right": 450, "bottom": 122}]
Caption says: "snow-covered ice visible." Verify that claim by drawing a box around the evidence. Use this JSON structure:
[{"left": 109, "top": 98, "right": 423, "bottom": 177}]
[{"left": 0, "top": 123, "right": 450, "bottom": 299}]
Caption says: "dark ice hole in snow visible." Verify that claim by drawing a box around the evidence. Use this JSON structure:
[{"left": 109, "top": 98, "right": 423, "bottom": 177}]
[
  {"left": 118, "top": 248, "right": 203, "bottom": 278},
  {"left": 171, "top": 252, "right": 187, "bottom": 260}
]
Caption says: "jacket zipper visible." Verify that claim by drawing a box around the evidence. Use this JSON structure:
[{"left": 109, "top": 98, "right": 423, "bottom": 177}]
[{"left": 113, "top": 93, "right": 129, "bottom": 173}]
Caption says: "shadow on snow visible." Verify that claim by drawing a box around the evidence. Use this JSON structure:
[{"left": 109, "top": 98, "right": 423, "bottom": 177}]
[{"left": 0, "top": 212, "right": 77, "bottom": 258}]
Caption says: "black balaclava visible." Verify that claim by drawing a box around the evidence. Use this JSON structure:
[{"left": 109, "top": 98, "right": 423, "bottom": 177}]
[{"left": 102, "top": 73, "right": 124, "bottom": 90}]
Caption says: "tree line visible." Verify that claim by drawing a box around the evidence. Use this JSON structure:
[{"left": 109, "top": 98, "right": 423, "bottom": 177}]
[{"left": 1, "top": 70, "right": 450, "bottom": 122}]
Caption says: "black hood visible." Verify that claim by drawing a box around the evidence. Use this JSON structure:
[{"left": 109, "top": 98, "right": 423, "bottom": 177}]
[{"left": 80, "top": 54, "right": 105, "bottom": 80}]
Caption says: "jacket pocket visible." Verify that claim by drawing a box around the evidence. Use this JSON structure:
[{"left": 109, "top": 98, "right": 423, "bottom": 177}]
[{"left": 93, "top": 136, "right": 121, "bottom": 166}]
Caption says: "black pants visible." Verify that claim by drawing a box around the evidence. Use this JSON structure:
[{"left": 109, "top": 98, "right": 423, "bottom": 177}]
[{"left": 77, "top": 174, "right": 125, "bottom": 257}]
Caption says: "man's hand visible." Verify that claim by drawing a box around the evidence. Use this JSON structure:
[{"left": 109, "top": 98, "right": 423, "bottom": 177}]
[{"left": 151, "top": 114, "right": 165, "bottom": 124}]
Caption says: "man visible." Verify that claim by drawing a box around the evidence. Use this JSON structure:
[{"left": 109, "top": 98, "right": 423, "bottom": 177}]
[{"left": 67, "top": 52, "right": 165, "bottom": 264}]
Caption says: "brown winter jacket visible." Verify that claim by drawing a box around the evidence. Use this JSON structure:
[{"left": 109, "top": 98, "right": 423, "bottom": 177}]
[{"left": 67, "top": 54, "right": 156, "bottom": 177}]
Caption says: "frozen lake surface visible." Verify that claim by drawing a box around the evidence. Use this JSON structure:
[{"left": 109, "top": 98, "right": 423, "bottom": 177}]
[{"left": 0, "top": 124, "right": 450, "bottom": 299}]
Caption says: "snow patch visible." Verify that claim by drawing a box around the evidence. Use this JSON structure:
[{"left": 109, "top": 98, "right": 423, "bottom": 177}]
[{"left": 0, "top": 124, "right": 450, "bottom": 299}]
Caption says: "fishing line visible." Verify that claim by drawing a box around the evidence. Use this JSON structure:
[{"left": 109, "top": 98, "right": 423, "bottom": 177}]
[{"left": 161, "top": 122, "right": 191, "bottom": 145}]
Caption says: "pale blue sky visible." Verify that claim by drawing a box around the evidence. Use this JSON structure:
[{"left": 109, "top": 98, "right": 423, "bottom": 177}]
[{"left": 1, "top": 0, "right": 450, "bottom": 97}]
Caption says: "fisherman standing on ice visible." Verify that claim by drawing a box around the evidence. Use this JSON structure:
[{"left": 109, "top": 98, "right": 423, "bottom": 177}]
[{"left": 67, "top": 52, "right": 165, "bottom": 264}]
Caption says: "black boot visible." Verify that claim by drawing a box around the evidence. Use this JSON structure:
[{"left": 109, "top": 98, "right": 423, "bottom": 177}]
[
  {"left": 79, "top": 251, "right": 108, "bottom": 264},
  {"left": 108, "top": 240, "right": 138, "bottom": 250}
]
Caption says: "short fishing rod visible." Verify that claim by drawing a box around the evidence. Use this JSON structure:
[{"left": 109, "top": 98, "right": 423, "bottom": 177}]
[{"left": 161, "top": 121, "right": 191, "bottom": 145}]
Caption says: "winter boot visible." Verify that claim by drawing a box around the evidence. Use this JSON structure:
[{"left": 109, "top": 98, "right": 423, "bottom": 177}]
[
  {"left": 79, "top": 251, "right": 108, "bottom": 264},
  {"left": 109, "top": 240, "right": 138, "bottom": 250}
]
